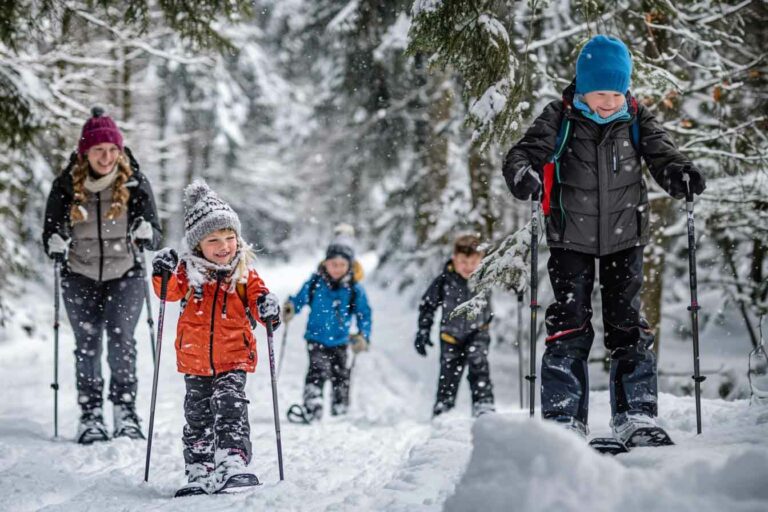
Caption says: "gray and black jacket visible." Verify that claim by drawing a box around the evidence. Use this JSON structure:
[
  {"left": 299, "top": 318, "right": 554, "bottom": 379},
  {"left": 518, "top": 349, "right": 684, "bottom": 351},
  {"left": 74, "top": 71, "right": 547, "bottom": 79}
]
[
  {"left": 43, "top": 148, "right": 162, "bottom": 282},
  {"left": 503, "top": 83, "right": 692, "bottom": 256},
  {"left": 417, "top": 261, "right": 493, "bottom": 345}
]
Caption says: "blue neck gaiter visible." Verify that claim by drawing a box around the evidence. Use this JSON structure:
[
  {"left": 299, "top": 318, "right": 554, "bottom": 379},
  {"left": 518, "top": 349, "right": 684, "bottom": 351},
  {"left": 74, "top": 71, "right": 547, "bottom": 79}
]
[{"left": 574, "top": 95, "right": 631, "bottom": 125}]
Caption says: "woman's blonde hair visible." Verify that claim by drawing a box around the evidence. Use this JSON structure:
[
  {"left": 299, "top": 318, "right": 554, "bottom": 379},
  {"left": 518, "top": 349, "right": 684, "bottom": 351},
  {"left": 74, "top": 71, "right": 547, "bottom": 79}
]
[{"left": 70, "top": 152, "right": 133, "bottom": 223}]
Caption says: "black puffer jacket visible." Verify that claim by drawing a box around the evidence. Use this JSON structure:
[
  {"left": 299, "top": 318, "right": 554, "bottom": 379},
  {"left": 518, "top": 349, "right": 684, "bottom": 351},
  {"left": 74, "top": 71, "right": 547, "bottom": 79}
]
[
  {"left": 503, "top": 83, "right": 692, "bottom": 256},
  {"left": 417, "top": 261, "right": 493, "bottom": 343},
  {"left": 43, "top": 148, "right": 162, "bottom": 281}
]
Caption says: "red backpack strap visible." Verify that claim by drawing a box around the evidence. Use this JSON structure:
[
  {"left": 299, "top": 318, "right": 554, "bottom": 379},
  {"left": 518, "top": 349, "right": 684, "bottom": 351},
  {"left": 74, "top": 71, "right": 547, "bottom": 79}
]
[{"left": 542, "top": 105, "right": 573, "bottom": 216}]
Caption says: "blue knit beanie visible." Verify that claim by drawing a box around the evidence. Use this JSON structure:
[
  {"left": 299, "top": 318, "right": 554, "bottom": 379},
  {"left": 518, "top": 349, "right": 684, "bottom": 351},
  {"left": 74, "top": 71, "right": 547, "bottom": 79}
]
[{"left": 575, "top": 35, "right": 632, "bottom": 95}]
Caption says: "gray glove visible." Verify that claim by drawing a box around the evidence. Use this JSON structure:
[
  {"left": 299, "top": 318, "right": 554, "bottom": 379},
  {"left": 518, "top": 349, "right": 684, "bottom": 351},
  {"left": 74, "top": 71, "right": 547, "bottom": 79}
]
[
  {"left": 48, "top": 233, "right": 70, "bottom": 259},
  {"left": 131, "top": 218, "right": 154, "bottom": 241}
]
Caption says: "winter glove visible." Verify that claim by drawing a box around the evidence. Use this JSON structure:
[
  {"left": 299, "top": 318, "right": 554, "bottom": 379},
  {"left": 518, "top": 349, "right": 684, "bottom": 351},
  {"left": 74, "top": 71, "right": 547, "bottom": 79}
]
[
  {"left": 152, "top": 248, "right": 178, "bottom": 275},
  {"left": 257, "top": 293, "right": 281, "bottom": 329},
  {"left": 47, "top": 233, "right": 70, "bottom": 261},
  {"left": 414, "top": 330, "right": 433, "bottom": 357},
  {"left": 349, "top": 333, "right": 369, "bottom": 354},
  {"left": 130, "top": 218, "right": 154, "bottom": 249},
  {"left": 283, "top": 300, "right": 296, "bottom": 323},
  {"left": 511, "top": 164, "right": 542, "bottom": 201},
  {"left": 665, "top": 163, "right": 706, "bottom": 199}
]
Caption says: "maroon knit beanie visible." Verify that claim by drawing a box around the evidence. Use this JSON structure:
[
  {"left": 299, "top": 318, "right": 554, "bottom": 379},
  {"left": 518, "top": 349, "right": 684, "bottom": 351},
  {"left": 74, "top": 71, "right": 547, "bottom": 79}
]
[{"left": 78, "top": 106, "right": 124, "bottom": 157}]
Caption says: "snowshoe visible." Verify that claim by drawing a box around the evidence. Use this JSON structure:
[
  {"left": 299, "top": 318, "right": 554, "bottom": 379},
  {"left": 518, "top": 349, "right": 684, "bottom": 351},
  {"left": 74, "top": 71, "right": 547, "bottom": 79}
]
[
  {"left": 174, "top": 482, "right": 209, "bottom": 497},
  {"left": 77, "top": 409, "right": 109, "bottom": 445},
  {"left": 589, "top": 437, "right": 629, "bottom": 455},
  {"left": 287, "top": 403, "right": 318, "bottom": 424},
  {"left": 624, "top": 426, "right": 674, "bottom": 448},
  {"left": 174, "top": 462, "right": 213, "bottom": 498},
  {"left": 213, "top": 450, "right": 260, "bottom": 494},
  {"left": 215, "top": 473, "right": 261, "bottom": 494},
  {"left": 611, "top": 413, "right": 674, "bottom": 448},
  {"left": 113, "top": 403, "right": 145, "bottom": 440}
]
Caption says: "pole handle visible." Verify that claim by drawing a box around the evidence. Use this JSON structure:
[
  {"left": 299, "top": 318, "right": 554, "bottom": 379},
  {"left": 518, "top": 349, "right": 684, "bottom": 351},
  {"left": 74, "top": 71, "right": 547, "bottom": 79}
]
[{"left": 682, "top": 170, "right": 694, "bottom": 203}]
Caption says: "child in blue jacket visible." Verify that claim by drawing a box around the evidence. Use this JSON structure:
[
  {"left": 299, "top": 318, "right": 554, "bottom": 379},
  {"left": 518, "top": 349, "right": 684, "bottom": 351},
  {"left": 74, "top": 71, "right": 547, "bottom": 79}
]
[{"left": 283, "top": 226, "right": 372, "bottom": 422}]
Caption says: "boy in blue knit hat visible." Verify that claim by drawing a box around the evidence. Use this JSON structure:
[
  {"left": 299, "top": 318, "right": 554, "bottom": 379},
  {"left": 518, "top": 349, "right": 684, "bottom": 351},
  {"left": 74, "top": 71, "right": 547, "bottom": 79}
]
[{"left": 502, "top": 35, "right": 706, "bottom": 447}]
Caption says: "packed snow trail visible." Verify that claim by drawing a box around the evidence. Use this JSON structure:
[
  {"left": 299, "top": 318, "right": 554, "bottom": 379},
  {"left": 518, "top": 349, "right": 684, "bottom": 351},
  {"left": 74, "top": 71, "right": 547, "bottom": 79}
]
[
  {"left": 0, "top": 255, "right": 489, "bottom": 511},
  {"left": 1, "top": 255, "right": 767, "bottom": 511}
]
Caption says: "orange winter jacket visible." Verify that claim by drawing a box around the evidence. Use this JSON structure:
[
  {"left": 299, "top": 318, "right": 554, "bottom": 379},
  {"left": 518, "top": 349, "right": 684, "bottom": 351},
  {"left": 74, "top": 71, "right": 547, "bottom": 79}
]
[{"left": 152, "top": 263, "right": 270, "bottom": 376}]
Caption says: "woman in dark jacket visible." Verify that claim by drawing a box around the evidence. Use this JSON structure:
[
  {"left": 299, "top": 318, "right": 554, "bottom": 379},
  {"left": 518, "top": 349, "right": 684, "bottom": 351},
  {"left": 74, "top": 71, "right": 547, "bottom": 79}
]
[
  {"left": 43, "top": 107, "right": 162, "bottom": 444},
  {"left": 502, "top": 36, "right": 705, "bottom": 446}
]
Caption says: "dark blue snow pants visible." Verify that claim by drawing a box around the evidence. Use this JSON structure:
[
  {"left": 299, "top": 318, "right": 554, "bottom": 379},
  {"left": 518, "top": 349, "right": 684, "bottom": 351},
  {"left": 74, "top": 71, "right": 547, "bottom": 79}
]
[{"left": 541, "top": 246, "right": 657, "bottom": 427}]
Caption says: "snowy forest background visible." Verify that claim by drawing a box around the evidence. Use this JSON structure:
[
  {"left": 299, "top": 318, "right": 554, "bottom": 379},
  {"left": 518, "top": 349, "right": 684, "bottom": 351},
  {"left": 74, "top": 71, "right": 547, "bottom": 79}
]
[{"left": 1, "top": 0, "right": 766, "bottom": 399}]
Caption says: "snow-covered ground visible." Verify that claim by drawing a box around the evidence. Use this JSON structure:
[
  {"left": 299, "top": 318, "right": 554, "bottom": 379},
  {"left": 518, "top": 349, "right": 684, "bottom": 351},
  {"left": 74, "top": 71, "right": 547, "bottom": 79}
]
[{"left": 1, "top": 255, "right": 767, "bottom": 511}]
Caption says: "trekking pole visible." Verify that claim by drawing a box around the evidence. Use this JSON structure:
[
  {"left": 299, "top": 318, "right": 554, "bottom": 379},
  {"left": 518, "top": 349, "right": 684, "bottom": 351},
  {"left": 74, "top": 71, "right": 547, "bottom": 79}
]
[
  {"left": 683, "top": 173, "right": 705, "bottom": 434},
  {"left": 265, "top": 320, "right": 285, "bottom": 481},
  {"left": 276, "top": 321, "right": 289, "bottom": 380},
  {"left": 138, "top": 246, "right": 157, "bottom": 366},
  {"left": 516, "top": 290, "right": 525, "bottom": 410},
  {"left": 51, "top": 256, "right": 63, "bottom": 438},
  {"left": 525, "top": 195, "right": 541, "bottom": 418},
  {"left": 144, "top": 270, "right": 170, "bottom": 482}
]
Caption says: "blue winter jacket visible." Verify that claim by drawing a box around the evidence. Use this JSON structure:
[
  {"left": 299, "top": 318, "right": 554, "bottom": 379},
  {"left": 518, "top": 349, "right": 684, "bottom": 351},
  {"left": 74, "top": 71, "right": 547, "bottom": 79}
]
[{"left": 289, "top": 271, "right": 372, "bottom": 347}]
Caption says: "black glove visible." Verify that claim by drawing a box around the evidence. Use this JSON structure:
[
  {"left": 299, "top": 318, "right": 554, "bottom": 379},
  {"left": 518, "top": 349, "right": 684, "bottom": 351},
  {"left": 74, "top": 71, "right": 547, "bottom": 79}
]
[
  {"left": 258, "top": 293, "right": 281, "bottom": 330},
  {"left": 152, "top": 248, "right": 178, "bottom": 275},
  {"left": 666, "top": 164, "right": 706, "bottom": 199},
  {"left": 414, "top": 330, "right": 433, "bottom": 357},
  {"left": 510, "top": 164, "right": 542, "bottom": 201}
]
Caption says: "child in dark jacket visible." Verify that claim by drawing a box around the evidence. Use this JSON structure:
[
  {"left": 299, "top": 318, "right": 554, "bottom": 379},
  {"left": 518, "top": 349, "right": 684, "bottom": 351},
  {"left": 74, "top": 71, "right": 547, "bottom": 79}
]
[
  {"left": 415, "top": 234, "right": 495, "bottom": 418},
  {"left": 502, "top": 35, "right": 706, "bottom": 445},
  {"left": 282, "top": 227, "right": 372, "bottom": 423},
  {"left": 152, "top": 180, "right": 280, "bottom": 496}
]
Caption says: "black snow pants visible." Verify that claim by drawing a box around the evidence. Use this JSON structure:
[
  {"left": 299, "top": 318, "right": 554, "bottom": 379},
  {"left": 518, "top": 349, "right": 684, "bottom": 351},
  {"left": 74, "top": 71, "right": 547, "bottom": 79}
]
[
  {"left": 541, "top": 246, "right": 657, "bottom": 427},
  {"left": 303, "top": 341, "right": 350, "bottom": 415},
  {"left": 61, "top": 271, "right": 144, "bottom": 411},
  {"left": 434, "top": 331, "right": 494, "bottom": 415},
  {"left": 183, "top": 370, "right": 251, "bottom": 466}
]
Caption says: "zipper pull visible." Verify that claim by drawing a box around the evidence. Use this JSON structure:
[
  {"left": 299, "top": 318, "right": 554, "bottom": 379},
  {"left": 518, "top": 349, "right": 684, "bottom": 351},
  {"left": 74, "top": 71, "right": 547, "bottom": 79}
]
[{"left": 612, "top": 142, "right": 618, "bottom": 173}]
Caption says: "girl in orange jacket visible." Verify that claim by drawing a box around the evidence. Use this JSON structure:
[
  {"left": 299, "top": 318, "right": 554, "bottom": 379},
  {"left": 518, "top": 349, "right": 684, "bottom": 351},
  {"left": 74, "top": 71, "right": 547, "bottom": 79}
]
[{"left": 152, "top": 179, "right": 280, "bottom": 496}]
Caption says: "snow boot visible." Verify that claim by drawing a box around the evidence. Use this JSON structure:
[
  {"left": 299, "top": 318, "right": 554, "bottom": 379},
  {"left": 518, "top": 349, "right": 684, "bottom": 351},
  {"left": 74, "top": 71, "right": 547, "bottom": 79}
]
[
  {"left": 331, "top": 402, "right": 348, "bottom": 417},
  {"left": 76, "top": 408, "right": 109, "bottom": 445},
  {"left": 175, "top": 462, "right": 214, "bottom": 497},
  {"left": 213, "top": 449, "right": 260, "bottom": 494},
  {"left": 550, "top": 415, "right": 588, "bottom": 440},
  {"left": 113, "top": 403, "right": 145, "bottom": 440},
  {"left": 611, "top": 412, "right": 674, "bottom": 448},
  {"left": 432, "top": 401, "right": 454, "bottom": 418},
  {"left": 472, "top": 401, "right": 496, "bottom": 418}
]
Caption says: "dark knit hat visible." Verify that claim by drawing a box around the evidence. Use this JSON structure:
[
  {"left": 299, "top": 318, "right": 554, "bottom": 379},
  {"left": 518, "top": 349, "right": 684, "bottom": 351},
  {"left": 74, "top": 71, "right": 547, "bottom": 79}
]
[
  {"left": 78, "top": 106, "right": 124, "bottom": 156},
  {"left": 575, "top": 35, "right": 632, "bottom": 95},
  {"left": 183, "top": 179, "right": 241, "bottom": 250}
]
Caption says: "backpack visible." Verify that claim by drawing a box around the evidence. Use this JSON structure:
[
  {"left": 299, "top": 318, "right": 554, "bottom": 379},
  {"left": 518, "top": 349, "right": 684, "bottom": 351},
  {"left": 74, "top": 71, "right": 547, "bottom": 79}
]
[
  {"left": 541, "top": 98, "right": 641, "bottom": 217},
  {"left": 307, "top": 271, "right": 358, "bottom": 315}
]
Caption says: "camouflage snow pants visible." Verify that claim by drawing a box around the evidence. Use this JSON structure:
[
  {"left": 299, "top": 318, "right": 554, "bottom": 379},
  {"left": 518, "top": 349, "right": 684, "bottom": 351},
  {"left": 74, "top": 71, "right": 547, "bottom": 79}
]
[{"left": 183, "top": 370, "right": 251, "bottom": 466}]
